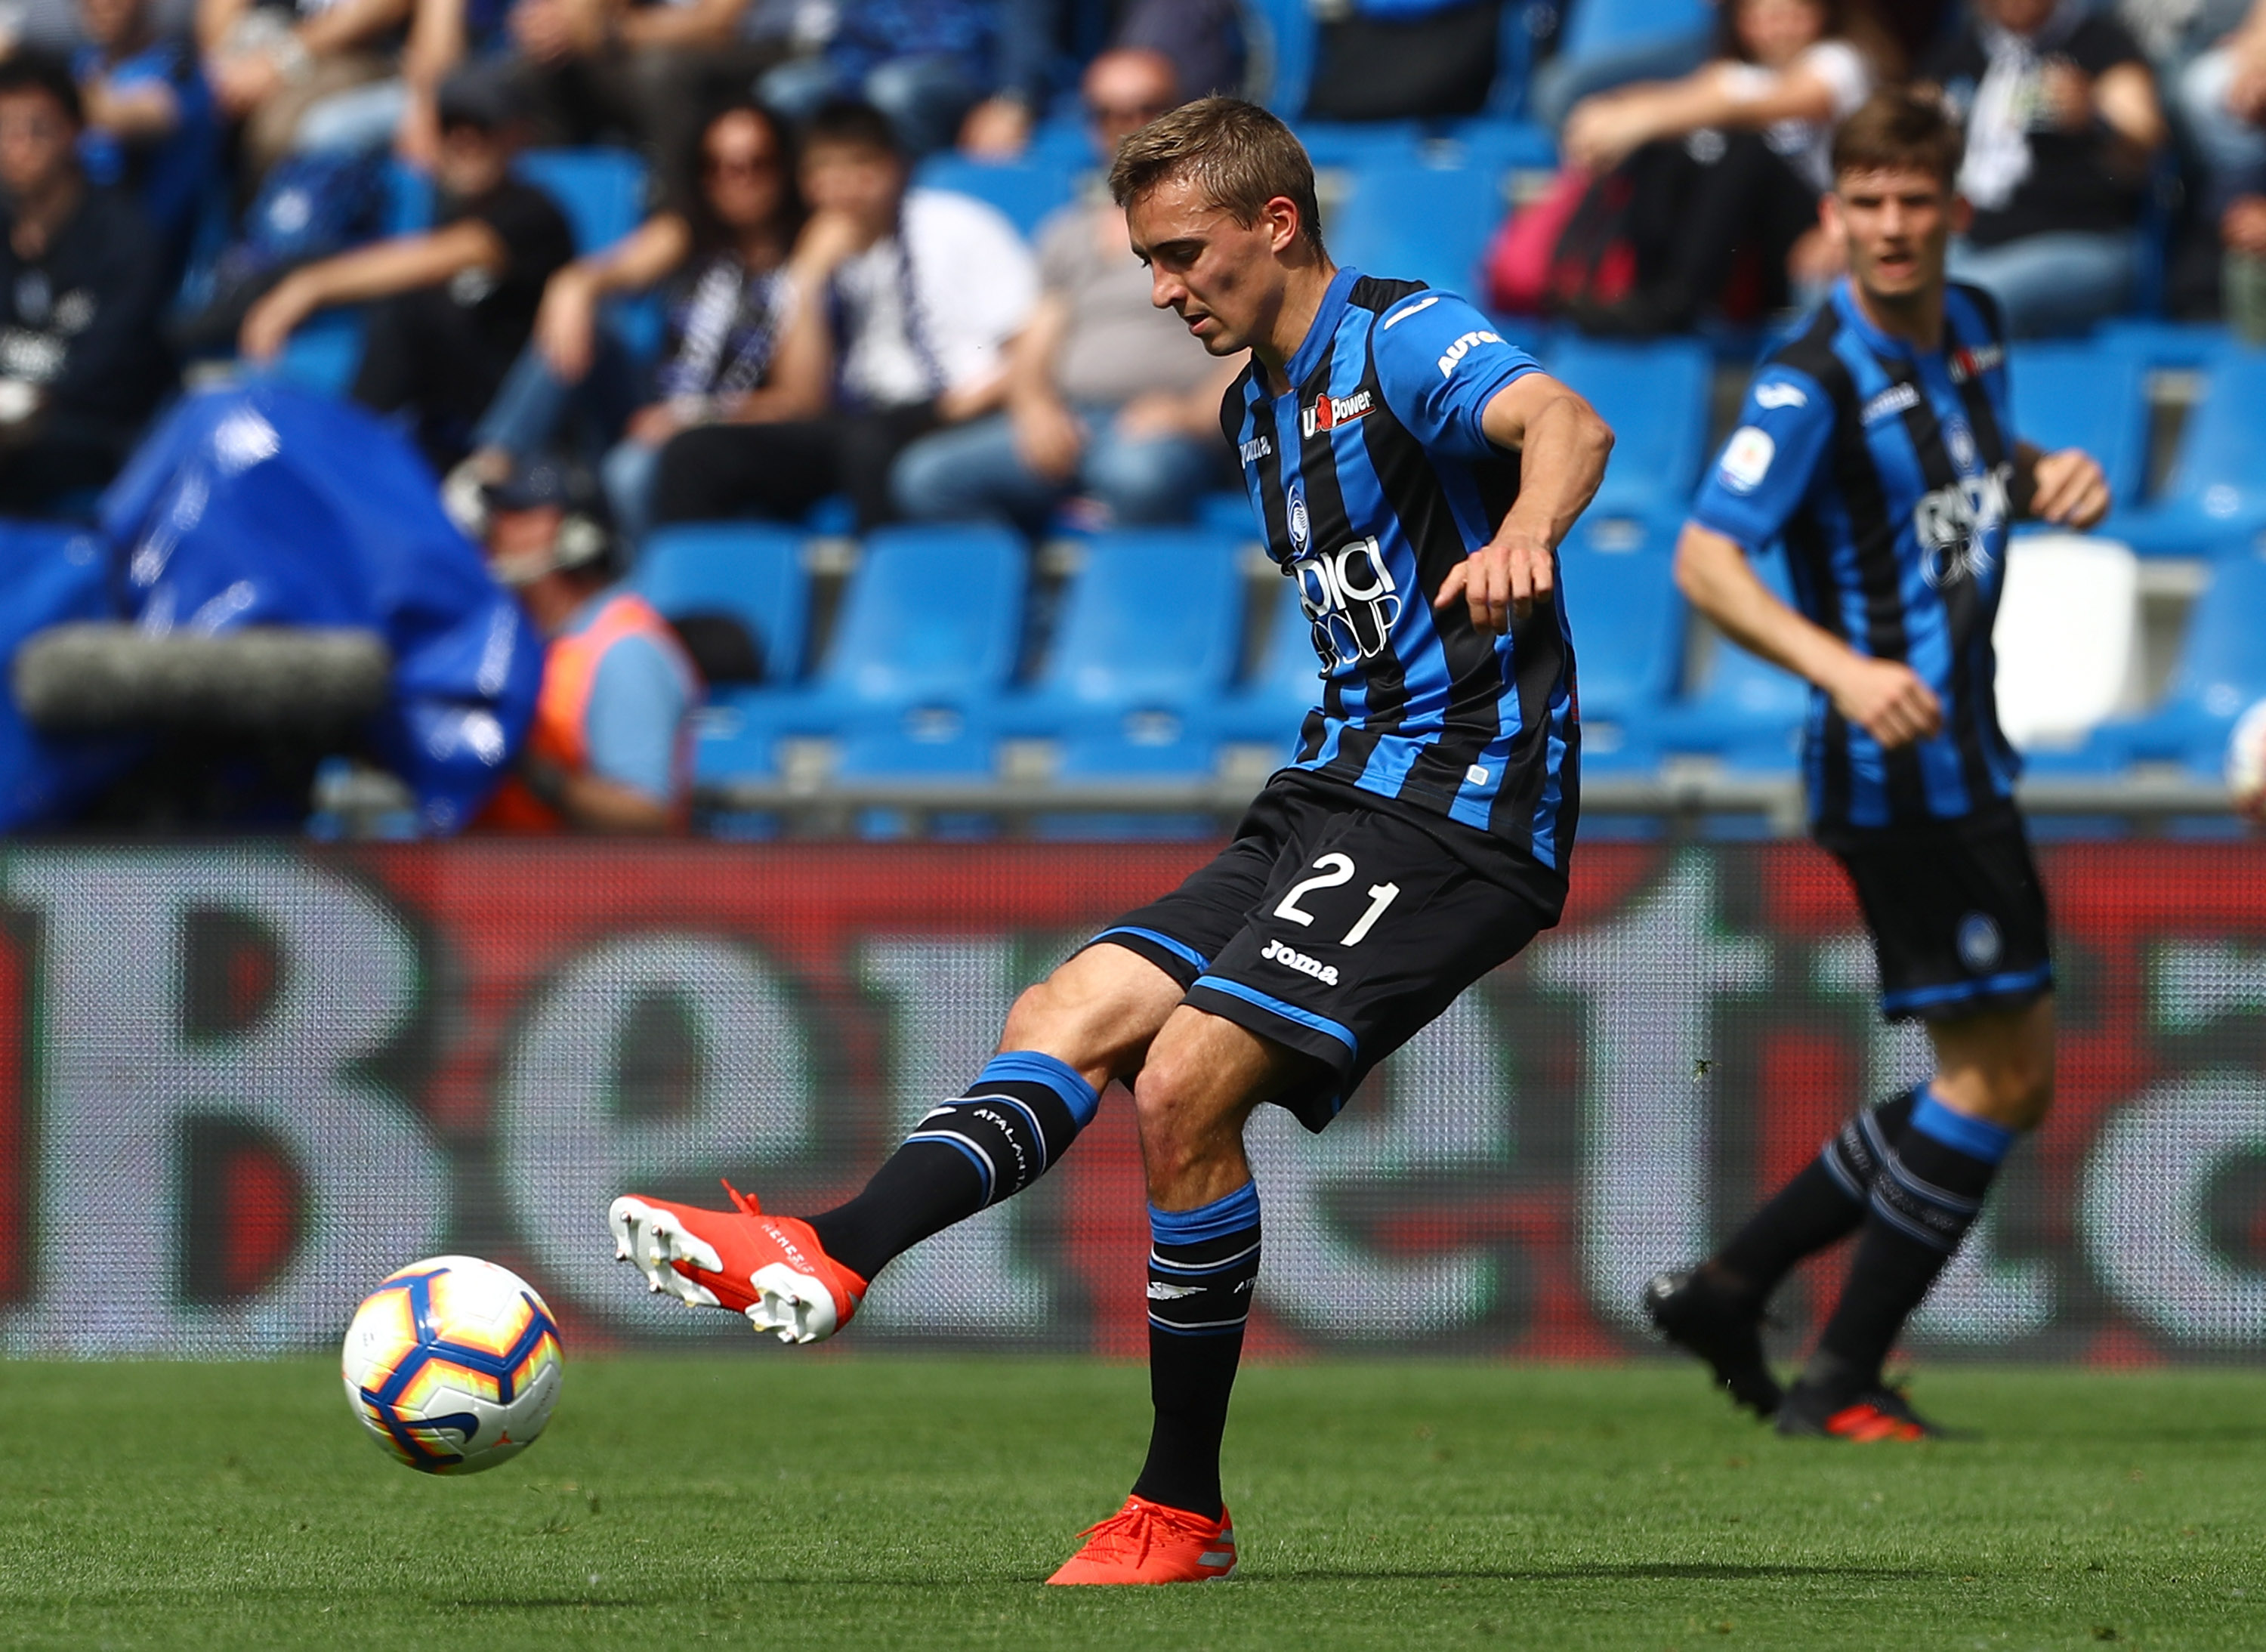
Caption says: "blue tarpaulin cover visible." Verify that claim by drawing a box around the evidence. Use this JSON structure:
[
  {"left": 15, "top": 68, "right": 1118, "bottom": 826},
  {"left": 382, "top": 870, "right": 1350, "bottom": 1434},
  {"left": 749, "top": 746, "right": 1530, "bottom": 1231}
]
[{"left": 0, "top": 383, "right": 539, "bottom": 832}]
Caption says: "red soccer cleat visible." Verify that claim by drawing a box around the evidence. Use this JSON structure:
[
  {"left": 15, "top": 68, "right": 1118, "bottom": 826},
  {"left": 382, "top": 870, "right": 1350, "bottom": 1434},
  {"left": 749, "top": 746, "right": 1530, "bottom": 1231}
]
[
  {"left": 1776, "top": 1378, "right": 1950, "bottom": 1442},
  {"left": 1045, "top": 1496, "right": 1239, "bottom": 1585},
  {"left": 607, "top": 1182, "right": 866, "bottom": 1345}
]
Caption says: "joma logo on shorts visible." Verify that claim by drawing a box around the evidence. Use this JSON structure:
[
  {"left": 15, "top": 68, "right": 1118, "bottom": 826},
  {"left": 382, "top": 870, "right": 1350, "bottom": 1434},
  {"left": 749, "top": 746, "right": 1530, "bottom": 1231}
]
[{"left": 1261, "top": 938, "right": 1339, "bottom": 986}]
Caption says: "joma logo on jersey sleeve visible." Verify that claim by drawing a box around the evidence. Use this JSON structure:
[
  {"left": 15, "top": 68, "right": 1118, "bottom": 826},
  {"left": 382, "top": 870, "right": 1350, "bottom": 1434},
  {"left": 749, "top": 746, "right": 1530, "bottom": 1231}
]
[
  {"left": 1301, "top": 388, "right": 1373, "bottom": 437},
  {"left": 1291, "top": 536, "right": 1400, "bottom": 666}
]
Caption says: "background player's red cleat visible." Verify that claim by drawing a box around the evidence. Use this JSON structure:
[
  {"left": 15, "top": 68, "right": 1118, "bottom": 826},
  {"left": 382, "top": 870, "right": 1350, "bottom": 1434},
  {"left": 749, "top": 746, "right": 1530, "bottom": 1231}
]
[
  {"left": 607, "top": 1183, "right": 866, "bottom": 1344},
  {"left": 1045, "top": 1496, "right": 1238, "bottom": 1584}
]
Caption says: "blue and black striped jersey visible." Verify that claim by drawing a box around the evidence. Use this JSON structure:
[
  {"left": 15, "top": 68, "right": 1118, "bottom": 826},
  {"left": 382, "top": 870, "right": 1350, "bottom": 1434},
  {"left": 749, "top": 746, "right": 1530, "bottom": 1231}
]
[
  {"left": 1227, "top": 268, "right": 1580, "bottom": 872},
  {"left": 1690, "top": 280, "right": 2024, "bottom": 833}
]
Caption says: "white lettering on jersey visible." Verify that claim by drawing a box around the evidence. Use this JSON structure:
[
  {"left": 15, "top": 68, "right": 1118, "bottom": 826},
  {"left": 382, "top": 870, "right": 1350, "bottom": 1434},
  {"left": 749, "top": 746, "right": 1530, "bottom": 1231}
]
[
  {"left": 1292, "top": 536, "right": 1400, "bottom": 667},
  {"left": 1718, "top": 426, "right": 1775, "bottom": 494},
  {"left": 1240, "top": 434, "right": 1273, "bottom": 464},
  {"left": 1261, "top": 937, "right": 1341, "bottom": 987},
  {"left": 1436, "top": 329, "right": 1505, "bottom": 377},
  {"left": 1381, "top": 294, "right": 1440, "bottom": 329},
  {"left": 1302, "top": 388, "right": 1375, "bottom": 438},
  {"left": 1754, "top": 381, "right": 1808, "bottom": 409},
  {"left": 1863, "top": 383, "right": 1921, "bottom": 424},
  {"left": 1912, "top": 462, "right": 2013, "bottom": 588}
]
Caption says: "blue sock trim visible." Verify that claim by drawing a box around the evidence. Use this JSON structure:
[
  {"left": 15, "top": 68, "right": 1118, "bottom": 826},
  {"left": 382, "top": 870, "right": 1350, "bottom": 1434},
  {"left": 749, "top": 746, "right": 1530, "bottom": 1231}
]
[
  {"left": 977, "top": 1051, "right": 1100, "bottom": 1128},
  {"left": 1150, "top": 1181, "right": 1261, "bottom": 1246},
  {"left": 1910, "top": 1092, "right": 2018, "bottom": 1164}
]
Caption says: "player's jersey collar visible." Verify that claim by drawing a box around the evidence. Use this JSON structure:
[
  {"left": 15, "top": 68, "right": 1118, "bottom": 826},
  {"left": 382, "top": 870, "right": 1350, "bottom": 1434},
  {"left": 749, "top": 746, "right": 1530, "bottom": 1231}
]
[
  {"left": 1832, "top": 276, "right": 1959, "bottom": 365},
  {"left": 1280, "top": 265, "right": 1362, "bottom": 391}
]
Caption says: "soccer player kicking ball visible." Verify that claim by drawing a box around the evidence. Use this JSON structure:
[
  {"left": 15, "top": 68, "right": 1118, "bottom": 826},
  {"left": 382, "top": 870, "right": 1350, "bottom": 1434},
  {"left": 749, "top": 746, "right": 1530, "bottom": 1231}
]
[
  {"left": 605, "top": 96, "right": 1613, "bottom": 1582},
  {"left": 1644, "top": 89, "right": 2110, "bottom": 1442}
]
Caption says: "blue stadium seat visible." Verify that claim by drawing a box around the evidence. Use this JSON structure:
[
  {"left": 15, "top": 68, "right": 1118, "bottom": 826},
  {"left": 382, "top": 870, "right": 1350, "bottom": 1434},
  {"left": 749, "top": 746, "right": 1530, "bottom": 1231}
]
[
  {"left": 638, "top": 523, "right": 810, "bottom": 786},
  {"left": 2035, "top": 543, "right": 2266, "bottom": 776},
  {"left": 1654, "top": 545, "right": 1807, "bottom": 764},
  {"left": 1556, "top": 512, "right": 1681, "bottom": 764},
  {"left": 1246, "top": 0, "right": 1317, "bottom": 114},
  {"left": 814, "top": 521, "right": 1027, "bottom": 718},
  {"left": 1546, "top": 337, "right": 1712, "bottom": 519},
  {"left": 2008, "top": 341, "right": 2150, "bottom": 509},
  {"left": 384, "top": 159, "right": 434, "bottom": 236},
  {"left": 1003, "top": 526, "right": 1244, "bottom": 739},
  {"left": 634, "top": 522, "right": 809, "bottom": 680},
  {"left": 264, "top": 310, "right": 366, "bottom": 396},
  {"left": 1328, "top": 161, "right": 1504, "bottom": 298},
  {"left": 2116, "top": 346, "right": 2266, "bottom": 556},
  {"left": 1213, "top": 576, "right": 1322, "bottom": 754},
  {"left": 1297, "top": 122, "right": 1425, "bottom": 170},
  {"left": 1559, "top": 0, "right": 1715, "bottom": 57},
  {"left": 913, "top": 154, "right": 1079, "bottom": 236},
  {"left": 1037, "top": 724, "right": 1221, "bottom": 841},
  {"left": 517, "top": 147, "right": 648, "bottom": 253}
]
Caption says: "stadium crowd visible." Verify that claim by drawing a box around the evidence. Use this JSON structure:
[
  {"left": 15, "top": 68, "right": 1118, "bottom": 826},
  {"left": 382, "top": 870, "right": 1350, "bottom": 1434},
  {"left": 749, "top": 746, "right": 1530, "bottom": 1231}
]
[{"left": 0, "top": 0, "right": 2261, "bottom": 833}]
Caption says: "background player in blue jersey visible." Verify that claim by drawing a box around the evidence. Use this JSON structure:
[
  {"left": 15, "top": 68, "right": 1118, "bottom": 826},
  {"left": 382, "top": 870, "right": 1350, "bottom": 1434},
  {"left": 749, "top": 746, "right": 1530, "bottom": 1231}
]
[
  {"left": 1646, "top": 90, "right": 2112, "bottom": 1442},
  {"left": 604, "top": 96, "right": 1613, "bottom": 1581}
]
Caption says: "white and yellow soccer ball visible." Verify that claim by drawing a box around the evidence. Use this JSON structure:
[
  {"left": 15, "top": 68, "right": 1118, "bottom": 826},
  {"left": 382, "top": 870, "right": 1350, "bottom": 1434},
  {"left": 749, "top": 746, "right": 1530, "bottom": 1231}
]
[
  {"left": 342, "top": 1255, "right": 563, "bottom": 1474},
  {"left": 2230, "top": 698, "right": 2266, "bottom": 822}
]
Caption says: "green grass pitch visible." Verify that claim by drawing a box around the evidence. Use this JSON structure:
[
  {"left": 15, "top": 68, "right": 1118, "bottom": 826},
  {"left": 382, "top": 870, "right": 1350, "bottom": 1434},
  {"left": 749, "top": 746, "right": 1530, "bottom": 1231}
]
[{"left": 1, "top": 1357, "right": 2261, "bottom": 1650}]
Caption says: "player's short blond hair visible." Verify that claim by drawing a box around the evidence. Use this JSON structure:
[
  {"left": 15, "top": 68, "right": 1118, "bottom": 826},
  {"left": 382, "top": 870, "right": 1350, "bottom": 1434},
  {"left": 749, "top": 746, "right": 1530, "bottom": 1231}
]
[{"left": 1107, "top": 95, "right": 1326, "bottom": 256}]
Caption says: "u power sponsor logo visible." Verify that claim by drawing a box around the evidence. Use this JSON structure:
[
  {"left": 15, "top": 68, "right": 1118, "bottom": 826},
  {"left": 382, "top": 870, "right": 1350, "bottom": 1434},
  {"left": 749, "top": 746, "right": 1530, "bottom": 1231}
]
[
  {"left": 1913, "top": 462, "right": 2012, "bottom": 588},
  {"left": 1302, "top": 388, "right": 1373, "bottom": 437},
  {"left": 1291, "top": 536, "right": 1400, "bottom": 665},
  {"left": 1261, "top": 937, "right": 1340, "bottom": 986}
]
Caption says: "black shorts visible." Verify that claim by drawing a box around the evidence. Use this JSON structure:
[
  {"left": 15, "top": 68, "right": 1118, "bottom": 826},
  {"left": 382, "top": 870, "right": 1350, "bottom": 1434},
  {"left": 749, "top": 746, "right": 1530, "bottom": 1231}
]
[
  {"left": 1082, "top": 771, "right": 1566, "bottom": 1132},
  {"left": 1820, "top": 805, "right": 2054, "bottom": 1024}
]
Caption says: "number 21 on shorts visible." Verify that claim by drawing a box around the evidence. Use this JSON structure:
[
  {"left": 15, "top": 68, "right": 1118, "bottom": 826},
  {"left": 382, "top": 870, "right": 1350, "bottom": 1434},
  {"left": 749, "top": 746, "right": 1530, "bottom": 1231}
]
[{"left": 1273, "top": 854, "right": 1400, "bottom": 946}]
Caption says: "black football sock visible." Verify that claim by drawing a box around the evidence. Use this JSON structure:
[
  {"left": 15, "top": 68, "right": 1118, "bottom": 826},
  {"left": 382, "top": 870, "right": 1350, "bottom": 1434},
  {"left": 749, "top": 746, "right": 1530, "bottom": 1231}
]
[
  {"left": 1809, "top": 1091, "right": 2017, "bottom": 1391},
  {"left": 1130, "top": 1181, "right": 1261, "bottom": 1521},
  {"left": 804, "top": 1051, "right": 1097, "bottom": 1283},
  {"left": 1709, "top": 1086, "right": 1922, "bottom": 1309}
]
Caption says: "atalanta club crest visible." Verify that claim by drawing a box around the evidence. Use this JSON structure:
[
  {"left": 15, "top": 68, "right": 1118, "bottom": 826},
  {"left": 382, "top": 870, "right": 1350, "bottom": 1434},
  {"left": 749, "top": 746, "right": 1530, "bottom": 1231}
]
[{"left": 1288, "top": 482, "right": 1310, "bottom": 554}]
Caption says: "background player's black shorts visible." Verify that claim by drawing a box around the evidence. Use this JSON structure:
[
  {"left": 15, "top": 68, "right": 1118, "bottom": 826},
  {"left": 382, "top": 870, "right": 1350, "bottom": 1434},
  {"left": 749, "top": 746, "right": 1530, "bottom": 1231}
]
[
  {"left": 1083, "top": 770, "right": 1565, "bottom": 1132},
  {"left": 1819, "top": 804, "right": 2054, "bottom": 1024}
]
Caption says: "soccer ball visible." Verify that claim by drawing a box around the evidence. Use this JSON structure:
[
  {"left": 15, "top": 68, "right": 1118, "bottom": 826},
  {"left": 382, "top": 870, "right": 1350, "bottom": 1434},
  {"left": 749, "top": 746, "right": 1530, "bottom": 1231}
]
[
  {"left": 341, "top": 1255, "right": 563, "bottom": 1474},
  {"left": 2229, "top": 698, "right": 2266, "bottom": 820}
]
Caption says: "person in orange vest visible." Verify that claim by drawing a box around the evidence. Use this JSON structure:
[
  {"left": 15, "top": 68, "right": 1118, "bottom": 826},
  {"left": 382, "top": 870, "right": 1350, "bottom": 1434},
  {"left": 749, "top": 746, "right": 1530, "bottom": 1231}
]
[{"left": 475, "top": 456, "right": 701, "bottom": 832}]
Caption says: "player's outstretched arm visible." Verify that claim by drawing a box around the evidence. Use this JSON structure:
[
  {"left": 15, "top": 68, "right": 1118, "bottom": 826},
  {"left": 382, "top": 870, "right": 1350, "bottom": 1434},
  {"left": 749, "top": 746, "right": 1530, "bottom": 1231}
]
[
  {"left": 1675, "top": 522, "right": 1943, "bottom": 749},
  {"left": 1433, "top": 374, "right": 1613, "bottom": 634},
  {"left": 2014, "top": 441, "right": 2111, "bottom": 532}
]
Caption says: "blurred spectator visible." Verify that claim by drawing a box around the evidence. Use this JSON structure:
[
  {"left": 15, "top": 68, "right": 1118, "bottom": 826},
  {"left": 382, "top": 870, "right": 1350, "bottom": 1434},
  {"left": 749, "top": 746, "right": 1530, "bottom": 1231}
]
[
  {"left": 2124, "top": 0, "right": 2254, "bottom": 79},
  {"left": 73, "top": 0, "right": 218, "bottom": 272},
  {"left": 891, "top": 48, "right": 1231, "bottom": 533},
  {"left": 648, "top": 97, "right": 1035, "bottom": 532},
  {"left": 759, "top": 0, "right": 1045, "bottom": 159},
  {"left": 1530, "top": 1, "right": 1718, "bottom": 133},
  {"left": 458, "top": 0, "right": 780, "bottom": 177},
  {"left": 1304, "top": 0, "right": 1505, "bottom": 123},
  {"left": 474, "top": 454, "right": 700, "bottom": 833},
  {"left": 959, "top": 0, "right": 1243, "bottom": 159},
  {"left": 456, "top": 98, "right": 828, "bottom": 545},
  {"left": 0, "top": 51, "right": 172, "bottom": 514},
  {"left": 1555, "top": 0, "right": 1872, "bottom": 335},
  {"left": 1925, "top": 0, "right": 2167, "bottom": 338},
  {"left": 2174, "top": 0, "right": 2266, "bottom": 328},
  {"left": 199, "top": 0, "right": 412, "bottom": 174},
  {"left": 238, "top": 68, "right": 573, "bottom": 465}
]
